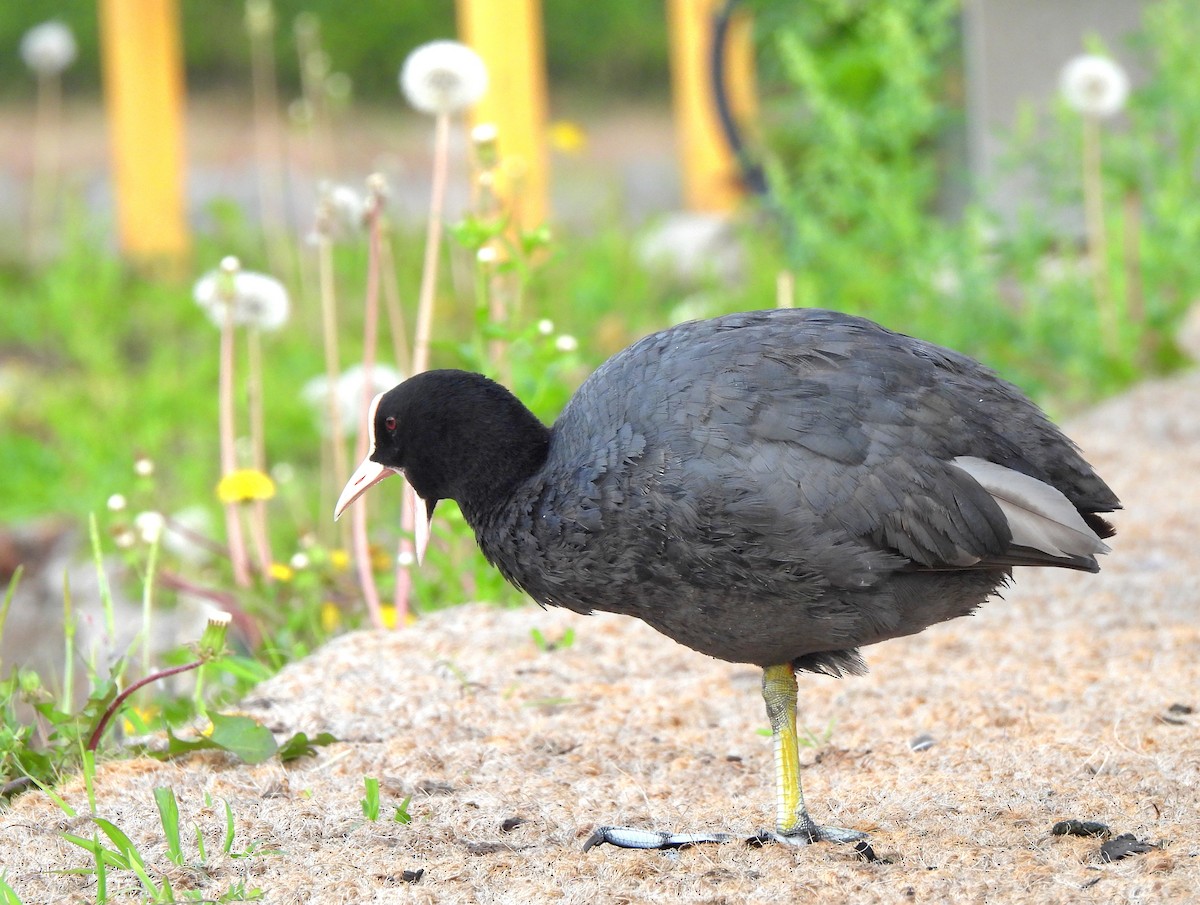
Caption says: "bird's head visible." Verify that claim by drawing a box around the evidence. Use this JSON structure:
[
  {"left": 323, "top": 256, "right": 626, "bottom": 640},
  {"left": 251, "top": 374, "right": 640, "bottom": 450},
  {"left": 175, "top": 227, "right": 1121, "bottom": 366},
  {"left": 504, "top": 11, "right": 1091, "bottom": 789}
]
[{"left": 333, "top": 370, "right": 550, "bottom": 565}]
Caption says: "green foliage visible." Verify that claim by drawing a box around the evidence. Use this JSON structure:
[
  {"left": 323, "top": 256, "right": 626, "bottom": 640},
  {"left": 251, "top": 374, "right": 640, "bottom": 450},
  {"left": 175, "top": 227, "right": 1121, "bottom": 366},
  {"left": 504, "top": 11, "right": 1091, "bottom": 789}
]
[
  {"left": 0, "top": 1, "right": 669, "bottom": 102},
  {"left": 747, "top": 0, "right": 1198, "bottom": 405},
  {"left": 59, "top": 788, "right": 268, "bottom": 902}
]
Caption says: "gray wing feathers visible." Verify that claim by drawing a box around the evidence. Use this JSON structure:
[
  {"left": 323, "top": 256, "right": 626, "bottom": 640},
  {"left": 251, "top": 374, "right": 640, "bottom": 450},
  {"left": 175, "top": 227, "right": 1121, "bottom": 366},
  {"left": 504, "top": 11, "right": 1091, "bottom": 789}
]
[{"left": 950, "top": 456, "right": 1110, "bottom": 559}]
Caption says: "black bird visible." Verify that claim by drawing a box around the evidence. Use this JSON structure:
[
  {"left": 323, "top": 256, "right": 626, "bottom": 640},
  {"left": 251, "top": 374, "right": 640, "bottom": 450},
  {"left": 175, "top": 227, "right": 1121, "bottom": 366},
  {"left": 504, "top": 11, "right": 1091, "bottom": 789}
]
[{"left": 335, "top": 308, "right": 1118, "bottom": 851}]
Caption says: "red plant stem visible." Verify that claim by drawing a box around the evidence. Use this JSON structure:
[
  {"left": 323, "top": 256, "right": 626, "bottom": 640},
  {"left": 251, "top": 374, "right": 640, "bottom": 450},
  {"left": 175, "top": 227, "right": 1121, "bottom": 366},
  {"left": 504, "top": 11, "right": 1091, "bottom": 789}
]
[
  {"left": 219, "top": 313, "right": 252, "bottom": 587},
  {"left": 352, "top": 188, "right": 386, "bottom": 629},
  {"left": 87, "top": 658, "right": 205, "bottom": 751}
]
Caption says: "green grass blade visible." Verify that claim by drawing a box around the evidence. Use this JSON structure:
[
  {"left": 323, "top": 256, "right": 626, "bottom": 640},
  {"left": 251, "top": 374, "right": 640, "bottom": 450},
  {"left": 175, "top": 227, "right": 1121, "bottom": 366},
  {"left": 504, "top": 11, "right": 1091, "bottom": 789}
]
[
  {"left": 361, "top": 776, "right": 380, "bottom": 821},
  {"left": 154, "top": 787, "right": 183, "bottom": 866},
  {"left": 61, "top": 572, "right": 75, "bottom": 714},
  {"left": 222, "top": 798, "right": 236, "bottom": 855},
  {"left": 194, "top": 822, "right": 207, "bottom": 864},
  {"left": 0, "top": 871, "right": 25, "bottom": 905},
  {"left": 0, "top": 564, "right": 20, "bottom": 653}
]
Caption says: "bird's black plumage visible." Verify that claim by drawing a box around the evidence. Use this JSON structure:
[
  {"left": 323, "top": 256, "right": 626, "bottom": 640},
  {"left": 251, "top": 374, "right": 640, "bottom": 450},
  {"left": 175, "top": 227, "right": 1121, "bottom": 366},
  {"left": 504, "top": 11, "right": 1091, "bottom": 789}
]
[
  {"left": 362, "top": 309, "right": 1117, "bottom": 674},
  {"left": 341, "top": 307, "right": 1119, "bottom": 850}
]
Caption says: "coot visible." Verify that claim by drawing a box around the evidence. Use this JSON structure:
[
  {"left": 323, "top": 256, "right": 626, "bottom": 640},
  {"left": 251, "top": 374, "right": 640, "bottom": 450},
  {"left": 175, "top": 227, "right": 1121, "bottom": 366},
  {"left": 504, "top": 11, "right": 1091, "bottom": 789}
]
[{"left": 335, "top": 308, "right": 1118, "bottom": 851}]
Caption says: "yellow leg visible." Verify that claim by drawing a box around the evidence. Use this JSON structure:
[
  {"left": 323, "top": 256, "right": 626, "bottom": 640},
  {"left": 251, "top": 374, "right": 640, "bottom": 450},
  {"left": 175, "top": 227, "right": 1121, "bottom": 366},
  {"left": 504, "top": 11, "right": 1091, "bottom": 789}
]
[
  {"left": 761, "top": 663, "right": 867, "bottom": 844},
  {"left": 762, "top": 663, "right": 805, "bottom": 833}
]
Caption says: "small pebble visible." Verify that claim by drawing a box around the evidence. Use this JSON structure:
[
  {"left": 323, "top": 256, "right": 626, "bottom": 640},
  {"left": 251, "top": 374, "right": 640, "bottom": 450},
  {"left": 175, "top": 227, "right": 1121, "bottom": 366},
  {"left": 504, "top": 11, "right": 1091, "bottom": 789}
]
[{"left": 909, "top": 732, "right": 936, "bottom": 752}]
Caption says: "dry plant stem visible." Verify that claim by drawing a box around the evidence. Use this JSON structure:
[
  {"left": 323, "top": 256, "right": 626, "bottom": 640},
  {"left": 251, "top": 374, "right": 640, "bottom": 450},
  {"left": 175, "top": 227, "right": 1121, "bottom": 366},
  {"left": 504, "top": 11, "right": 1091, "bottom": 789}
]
[
  {"left": 246, "top": 328, "right": 275, "bottom": 579},
  {"left": 412, "top": 111, "right": 451, "bottom": 376},
  {"left": 87, "top": 658, "right": 205, "bottom": 751},
  {"left": 219, "top": 314, "right": 252, "bottom": 587},
  {"left": 1082, "top": 114, "right": 1117, "bottom": 354},
  {"left": 295, "top": 18, "right": 335, "bottom": 180},
  {"left": 28, "top": 70, "right": 62, "bottom": 264},
  {"left": 248, "top": 10, "right": 290, "bottom": 279},
  {"left": 317, "top": 227, "right": 350, "bottom": 549},
  {"left": 352, "top": 192, "right": 386, "bottom": 629}
]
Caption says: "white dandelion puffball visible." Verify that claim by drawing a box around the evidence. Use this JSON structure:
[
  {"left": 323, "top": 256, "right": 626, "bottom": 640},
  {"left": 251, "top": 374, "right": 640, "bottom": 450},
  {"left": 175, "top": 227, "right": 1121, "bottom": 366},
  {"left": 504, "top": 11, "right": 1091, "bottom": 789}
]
[
  {"left": 1059, "top": 54, "right": 1130, "bottom": 119},
  {"left": 302, "top": 363, "right": 404, "bottom": 436},
  {"left": 21, "top": 20, "right": 77, "bottom": 76},
  {"left": 400, "top": 40, "right": 488, "bottom": 115},
  {"left": 193, "top": 269, "right": 291, "bottom": 331}
]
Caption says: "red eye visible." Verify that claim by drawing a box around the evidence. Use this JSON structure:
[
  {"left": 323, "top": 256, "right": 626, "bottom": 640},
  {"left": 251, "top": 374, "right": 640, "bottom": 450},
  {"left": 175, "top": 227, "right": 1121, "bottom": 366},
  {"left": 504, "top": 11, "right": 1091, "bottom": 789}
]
[{"left": 385, "top": 416, "right": 397, "bottom": 432}]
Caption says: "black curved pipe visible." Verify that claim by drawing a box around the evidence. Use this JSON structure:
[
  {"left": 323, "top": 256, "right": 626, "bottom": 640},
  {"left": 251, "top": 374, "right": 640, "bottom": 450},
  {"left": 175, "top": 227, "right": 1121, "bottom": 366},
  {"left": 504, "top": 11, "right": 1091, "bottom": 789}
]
[{"left": 710, "top": 0, "right": 768, "bottom": 196}]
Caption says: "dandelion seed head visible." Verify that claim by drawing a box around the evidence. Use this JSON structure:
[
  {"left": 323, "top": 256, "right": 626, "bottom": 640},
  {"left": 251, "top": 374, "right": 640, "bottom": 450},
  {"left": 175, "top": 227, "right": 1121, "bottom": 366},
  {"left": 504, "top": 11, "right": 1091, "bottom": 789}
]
[
  {"left": 555, "top": 334, "right": 579, "bottom": 353},
  {"left": 21, "top": 21, "right": 77, "bottom": 76},
  {"left": 536, "top": 319, "right": 555, "bottom": 336},
  {"left": 1060, "top": 54, "right": 1130, "bottom": 119},
  {"left": 107, "top": 493, "right": 127, "bottom": 512},
  {"left": 397, "top": 550, "right": 416, "bottom": 567},
  {"left": 290, "top": 552, "right": 311, "bottom": 570},
  {"left": 134, "top": 456, "right": 155, "bottom": 477},
  {"left": 476, "top": 246, "right": 499, "bottom": 265},
  {"left": 399, "top": 40, "right": 488, "bottom": 115},
  {"left": 301, "top": 363, "right": 404, "bottom": 436},
  {"left": 193, "top": 268, "right": 290, "bottom": 332}
]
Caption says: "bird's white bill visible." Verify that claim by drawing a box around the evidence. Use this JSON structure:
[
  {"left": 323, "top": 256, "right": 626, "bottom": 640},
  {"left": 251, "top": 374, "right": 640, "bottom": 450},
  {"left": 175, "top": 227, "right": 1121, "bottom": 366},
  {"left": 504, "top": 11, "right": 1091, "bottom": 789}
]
[{"left": 333, "top": 457, "right": 395, "bottom": 520}]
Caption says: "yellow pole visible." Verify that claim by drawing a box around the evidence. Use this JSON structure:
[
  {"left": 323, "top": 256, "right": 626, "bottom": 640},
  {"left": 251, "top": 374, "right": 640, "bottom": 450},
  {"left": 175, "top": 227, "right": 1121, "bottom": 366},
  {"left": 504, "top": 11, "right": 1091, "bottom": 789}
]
[
  {"left": 667, "top": 0, "right": 757, "bottom": 212},
  {"left": 99, "top": 0, "right": 190, "bottom": 268},
  {"left": 456, "top": 0, "right": 550, "bottom": 227}
]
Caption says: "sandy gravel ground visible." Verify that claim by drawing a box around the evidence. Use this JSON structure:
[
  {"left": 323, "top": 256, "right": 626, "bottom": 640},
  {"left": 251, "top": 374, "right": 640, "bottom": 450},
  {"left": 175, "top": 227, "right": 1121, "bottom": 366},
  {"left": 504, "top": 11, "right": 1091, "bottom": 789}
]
[{"left": 2, "top": 370, "right": 1198, "bottom": 904}]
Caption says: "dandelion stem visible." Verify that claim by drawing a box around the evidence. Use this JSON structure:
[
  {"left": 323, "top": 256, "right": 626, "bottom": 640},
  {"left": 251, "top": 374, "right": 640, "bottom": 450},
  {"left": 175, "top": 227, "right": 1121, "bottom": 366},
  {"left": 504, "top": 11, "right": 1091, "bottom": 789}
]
[
  {"left": 140, "top": 533, "right": 159, "bottom": 678},
  {"left": 219, "top": 307, "right": 252, "bottom": 587},
  {"left": 246, "top": 328, "right": 275, "bottom": 580},
  {"left": 1082, "top": 114, "right": 1116, "bottom": 354},
  {"left": 412, "top": 111, "right": 451, "bottom": 375},
  {"left": 378, "top": 227, "right": 412, "bottom": 376},
  {"left": 29, "top": 69, "right": 62, "bottom": 264}
]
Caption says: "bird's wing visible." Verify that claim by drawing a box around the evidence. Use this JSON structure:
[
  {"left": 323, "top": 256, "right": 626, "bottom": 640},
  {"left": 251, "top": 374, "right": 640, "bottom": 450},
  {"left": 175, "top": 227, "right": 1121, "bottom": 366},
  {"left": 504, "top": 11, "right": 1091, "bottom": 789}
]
[{"left": 659, "top": 313, "right": 1111, "bottom": 573}]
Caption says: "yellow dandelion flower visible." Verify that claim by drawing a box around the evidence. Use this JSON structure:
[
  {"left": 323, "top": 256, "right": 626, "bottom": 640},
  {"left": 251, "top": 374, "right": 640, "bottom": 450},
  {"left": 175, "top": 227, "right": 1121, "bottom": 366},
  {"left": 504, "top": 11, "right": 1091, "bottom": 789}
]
[
  {"left": 320, "top": 601, "right": 342, "bottom": 633},
  {"left": 268, "top": 562, "right": 294, "bottom": 582},
  {"left": 329, "top": 549, "right": 350, "bottom": 571},
  {"left": 548, "top": 120, "right": 587, "bottom": 155},
  {"left": 121, "top": 704, "right": 159, "bottom": 735},
  {"left": 216, "top": 469, "right": 276, "bottom": 503},
  {"left": 379, "top": 604, "right": 398, "bottom": 629}
]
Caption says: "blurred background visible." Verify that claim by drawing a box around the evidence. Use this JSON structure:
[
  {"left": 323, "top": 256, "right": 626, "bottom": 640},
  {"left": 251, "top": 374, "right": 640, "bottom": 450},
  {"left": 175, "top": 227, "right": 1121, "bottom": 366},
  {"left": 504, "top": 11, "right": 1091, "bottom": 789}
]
[{"left": 2, "top": 0, "right": 1199, "bottom": 709}]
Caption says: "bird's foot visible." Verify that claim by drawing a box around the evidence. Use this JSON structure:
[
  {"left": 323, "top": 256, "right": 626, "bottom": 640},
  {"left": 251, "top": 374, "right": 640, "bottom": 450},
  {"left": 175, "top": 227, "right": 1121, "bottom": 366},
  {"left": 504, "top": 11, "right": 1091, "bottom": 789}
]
[
  {"left": 584, "top": 824, "right": 875, "bottom": 860},
  {"left": 583, "top": 826, "right": 736, "bottom": 851},
  {"left": 751, "top": 826, "right": 876, "bottom": 860}
]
